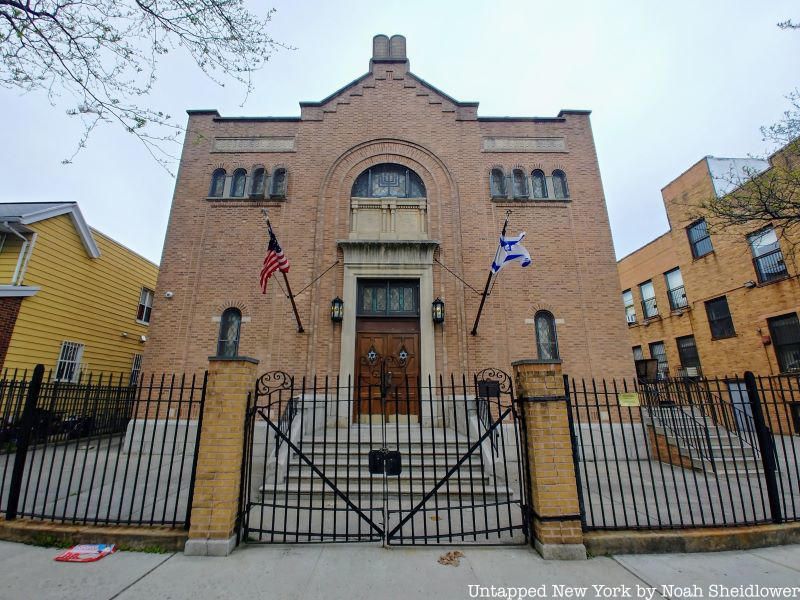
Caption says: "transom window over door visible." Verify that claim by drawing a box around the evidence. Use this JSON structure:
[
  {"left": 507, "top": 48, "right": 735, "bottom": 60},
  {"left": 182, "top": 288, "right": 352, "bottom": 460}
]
[
  {"left": 351, "top": 164, "right": 426, "bottom": 199},
  {"left": 357, "top": 280, "right": 419, "bottom": 317}
]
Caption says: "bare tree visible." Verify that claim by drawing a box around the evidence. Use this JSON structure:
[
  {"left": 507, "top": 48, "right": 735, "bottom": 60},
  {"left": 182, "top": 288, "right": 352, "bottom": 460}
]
[
  {"left": 0, "top": 0, "right": 285, "bottom": 171},
  {"left": 690, "top": 90, "right": 800, "bottom": 261}
]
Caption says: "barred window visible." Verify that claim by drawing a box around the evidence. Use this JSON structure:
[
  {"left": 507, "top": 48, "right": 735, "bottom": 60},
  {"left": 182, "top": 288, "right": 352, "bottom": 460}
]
[
  {"left": 687, "top": 219, "right": 713, "bottom": 258},
  {"left": 217, "top": 308, "right": 242, "bottom": 358},
  {"left": 209, "top": 169, "right": 226, "bottom": 197},
  {"left": 648, "top": 341, "right": 668, "bottom": 378},
  {"left": 137, "top": 288, "right": 154, "bottom": 324},
  {"left": 535, "top": 311, "right": 559, "bottom": 360},
  {"left": 130, "top": 353, "right": 143, "bottom": 386},
  {"left": 768, "top": 313, "right": 800, "bottom": 373},
  {"left": 531, "top": 170, "right": 548, "bottom": 199},
  {"left": 56, "top": 341, "right": 84, "bottom": 383},
  {"left": 632, "top": 345, "right": 644, "bottom": 361},
  {"left": 676, "top": 335, "right": 701, "bottom": 369}
]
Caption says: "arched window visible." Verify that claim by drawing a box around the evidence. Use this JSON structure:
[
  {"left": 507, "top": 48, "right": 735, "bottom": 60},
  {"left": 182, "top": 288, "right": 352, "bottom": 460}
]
[
  {"left": 490, "top": 168, "right": 507, "bottom": 198},
  {"left": 230, "top": 169, "right": 247, "bottom": 197},
  {"left": 209, "top": 169, "right": 226, "bottom": 197},
  {"left": 217, "top": 308, "right": 241, "bottom": 358},
  {"left": 512, "top": 169, "right": 528, "bottom": 199},
  {"left": 531, "top": 170, "right": 548, "bottom": 199},
  {"left": 535, "top": 311, "right": 559, "bottom": 360},
  {"left": 350, "top": 163, "right": 425, "bottom": 198},
  {"left": 250, "top": 167, "right": 266, "bottom": 197},
  {"left": 270, "top": 168, "right": 287, "bottom": 198},
  {"left": 552, "top": 170, "right": 569, "bottom": 199}
]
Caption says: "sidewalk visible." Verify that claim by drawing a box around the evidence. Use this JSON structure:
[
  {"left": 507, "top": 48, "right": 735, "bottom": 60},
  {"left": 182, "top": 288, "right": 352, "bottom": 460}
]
[{"left": 0, "top": 541, "right": 798, "bottom": 600}]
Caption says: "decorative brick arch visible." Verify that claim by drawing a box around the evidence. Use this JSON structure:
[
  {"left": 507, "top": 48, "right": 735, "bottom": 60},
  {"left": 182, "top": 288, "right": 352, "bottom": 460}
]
[{"left": 318, "top": 138, "right": 459, "bottom": 213}]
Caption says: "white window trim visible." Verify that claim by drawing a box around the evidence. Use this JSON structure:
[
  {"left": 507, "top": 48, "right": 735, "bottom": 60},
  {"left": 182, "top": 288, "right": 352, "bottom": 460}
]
[{"left": 136, "top": 287, "right": 154, "bottom": 325}]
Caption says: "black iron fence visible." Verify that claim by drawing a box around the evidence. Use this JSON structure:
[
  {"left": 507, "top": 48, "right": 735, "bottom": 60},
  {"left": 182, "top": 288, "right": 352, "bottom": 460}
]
[
  {"left": 240, "top": 370, "right": 528, "bottom": 545},
  {"left": 567, "top": 373, "right": 800, "bottom": 531},
  {"left": 0, "top": 365, "right": 206, "bottom": 528}
]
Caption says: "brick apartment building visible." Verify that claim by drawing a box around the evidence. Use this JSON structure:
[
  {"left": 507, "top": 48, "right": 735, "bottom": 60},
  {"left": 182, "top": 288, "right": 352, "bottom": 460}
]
[
  {"left": 143, "top": 34, "right": 632, "bottom": 388},
  {"left": 618, "top": 151, "right": 800, "bottom": 379}
]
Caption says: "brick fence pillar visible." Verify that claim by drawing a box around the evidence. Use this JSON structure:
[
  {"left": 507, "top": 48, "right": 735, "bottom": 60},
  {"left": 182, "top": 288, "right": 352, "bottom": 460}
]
[
  {"left": 512, "top": 359, "right": 586, "bottom": 560},
  {"left": 184, "top": 356, "right": 258, "bottom": 556}
]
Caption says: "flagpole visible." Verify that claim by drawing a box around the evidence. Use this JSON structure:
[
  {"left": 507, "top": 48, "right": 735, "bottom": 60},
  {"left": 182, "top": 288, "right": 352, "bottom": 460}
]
[
  {"left": 281, "top": 271, "right": 304, "bottom": 333},
  {"left": 262, "top": 209, "right": 304, "bottom": 333},
  {"left": 470, "top": 211, "right": 511, "bottom": 336}
]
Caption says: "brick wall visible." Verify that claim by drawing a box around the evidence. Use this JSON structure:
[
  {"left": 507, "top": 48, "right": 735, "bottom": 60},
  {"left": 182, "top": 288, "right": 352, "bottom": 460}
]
[
  {"left": 143, "top": 40, "right": 632, "bottom": 383},
  {"left": 619, "top": 157, "right": 800, "bottom": 378},
  {"left": 0, "top": 297, "right": 23, "bottom": 371}
]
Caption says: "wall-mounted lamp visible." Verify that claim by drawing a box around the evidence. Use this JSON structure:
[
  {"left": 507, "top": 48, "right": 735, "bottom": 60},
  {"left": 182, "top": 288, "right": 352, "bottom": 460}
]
[
  {"left": 744, "top": 280, "right": 757, "bottom": 289},
  {"left": 432, "top": 297, "right": 445, "bottom": 324},
  {"left": 330, "top": 297, "right": 344, "bottom": 322}
]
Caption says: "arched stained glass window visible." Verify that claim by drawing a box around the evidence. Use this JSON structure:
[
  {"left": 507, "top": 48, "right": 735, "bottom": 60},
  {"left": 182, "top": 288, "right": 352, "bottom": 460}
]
[
  {"left": 209, "top": 168, "right": 226, "bottom": 197},
  {"left": 251, "top": 168, "right": 266, "bottom": 197},
  {"left": 535, "top": 311, "right": 559, "bottom": 360},
  {"left": 490, "top": 168, "right": 507, "bottom": 198},
  {"left": 271, "top": 168, "right": 287, "bottom": 198},
  {"left": 553, "top": 170, "right": 569, "bottom": 199},
  {"left": 231, "top": 169, "right": 247, "bottom": 197},
  {"left": 512, "top": 169, "right": 528, "bottom": 199},
  {"left": 531, "top": 170, "right": 548, "bottom": 199},
  {"left": 350, "top": 163, "right": 425, "bottom": 198},
  {"left": 217, "top": 308, "right": 241, "bottom": 358}
]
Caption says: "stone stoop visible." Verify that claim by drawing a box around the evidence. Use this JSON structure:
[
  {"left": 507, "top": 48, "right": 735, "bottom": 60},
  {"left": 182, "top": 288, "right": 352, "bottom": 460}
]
[{"left": 260, "top": 425, "right": 514, "bottom": 502}]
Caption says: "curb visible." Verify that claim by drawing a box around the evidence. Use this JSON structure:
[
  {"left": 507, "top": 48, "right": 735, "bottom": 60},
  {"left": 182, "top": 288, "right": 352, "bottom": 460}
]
[{"left": 0, "top": 518, "right": 187, "bottom": 552}]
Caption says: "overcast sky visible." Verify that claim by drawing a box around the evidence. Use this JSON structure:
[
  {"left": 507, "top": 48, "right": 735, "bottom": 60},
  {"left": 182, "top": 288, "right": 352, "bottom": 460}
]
[{"left": 1, "top": 0, "right": 798, "bottom": 264}]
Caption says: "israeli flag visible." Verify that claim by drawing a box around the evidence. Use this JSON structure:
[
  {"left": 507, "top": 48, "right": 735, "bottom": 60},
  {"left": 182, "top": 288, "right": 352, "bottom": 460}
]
[{"left": 491, "top": 232, "right": 532, "bottom": 273}]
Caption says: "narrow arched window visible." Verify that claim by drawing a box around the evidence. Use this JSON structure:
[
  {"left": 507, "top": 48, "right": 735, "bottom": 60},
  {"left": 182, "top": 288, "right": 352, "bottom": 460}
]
[
  {"left": 270, "top": 168, "right": 287, "bottom": 198},
  {"left": 230, "top": 169, "right": 247, "bottom": 197},
  {"left": 217, "top": 308, "right": 241, "bottom": 358},
  {"left": 490, "top": 168, "right": 507, "bottom": 198},
  {"left": 250, "top": 168, "right": 266, "bottom": 197},
  {"left": 209, "top": 169, "right": 226, "bottom": 197},
  {"left": 535, "top": 311, "right": 559, "bottom": 360},
  {"left": 512, "top": 169, "right": 528, "bottom": 199},
  {"left": 531, "top": 170, "right": 548, "bottom": 199},
  {"left": 552, "top": 170, "right": 569, "bottom": 199}
]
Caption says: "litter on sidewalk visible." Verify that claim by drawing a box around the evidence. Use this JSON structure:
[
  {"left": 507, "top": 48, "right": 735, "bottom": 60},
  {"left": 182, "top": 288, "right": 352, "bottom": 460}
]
[{"left": 54, "top": 544, "right": 117, "bottom": 563}]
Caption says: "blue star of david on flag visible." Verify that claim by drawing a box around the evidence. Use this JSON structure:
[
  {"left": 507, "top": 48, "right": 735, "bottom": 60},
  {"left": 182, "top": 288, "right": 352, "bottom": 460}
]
[{"left": 490, "top": 232, "right": 532, "bottom": 274}]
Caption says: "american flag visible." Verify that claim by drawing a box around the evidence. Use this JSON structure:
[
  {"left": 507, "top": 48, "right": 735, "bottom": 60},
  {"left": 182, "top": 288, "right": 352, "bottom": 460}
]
[{"left": 260, "top": 225, "right": 290, "bottom": 293}]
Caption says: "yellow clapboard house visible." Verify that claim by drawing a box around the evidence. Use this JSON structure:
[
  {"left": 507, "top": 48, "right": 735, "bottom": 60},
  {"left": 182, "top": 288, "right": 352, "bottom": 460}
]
[{"left": 0, "top": 203, "right": 158, "bottom": 381}]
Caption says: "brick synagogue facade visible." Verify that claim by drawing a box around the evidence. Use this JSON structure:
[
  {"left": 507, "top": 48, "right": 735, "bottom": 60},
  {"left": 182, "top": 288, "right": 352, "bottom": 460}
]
[{"left": 142, "top": 35, "right": 632, "bottom": 385}]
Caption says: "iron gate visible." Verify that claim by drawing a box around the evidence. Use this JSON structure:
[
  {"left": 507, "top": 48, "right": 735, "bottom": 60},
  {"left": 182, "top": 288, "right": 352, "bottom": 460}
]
[{"left": 239, "top": 366, "right": 529, "bottom": 545}]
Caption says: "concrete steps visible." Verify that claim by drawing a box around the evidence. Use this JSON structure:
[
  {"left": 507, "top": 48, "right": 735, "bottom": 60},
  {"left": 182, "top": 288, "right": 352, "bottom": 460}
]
[
  {"left": 261, "top": 426, "right": 511, "bottom": 501},
  {"left": 646, "top": 406, "right": 762, "bottom": 475}
]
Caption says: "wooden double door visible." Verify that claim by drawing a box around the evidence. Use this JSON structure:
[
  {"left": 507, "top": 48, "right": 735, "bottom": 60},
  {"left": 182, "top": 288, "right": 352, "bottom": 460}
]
[{"left": 355, "top": 318, "right": 420, "bottom": 419}]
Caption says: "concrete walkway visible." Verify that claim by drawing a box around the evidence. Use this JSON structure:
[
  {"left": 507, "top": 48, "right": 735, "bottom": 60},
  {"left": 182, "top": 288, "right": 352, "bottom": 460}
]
[{"left": 0, "top": 541, "right": 798, "bottom": 600}]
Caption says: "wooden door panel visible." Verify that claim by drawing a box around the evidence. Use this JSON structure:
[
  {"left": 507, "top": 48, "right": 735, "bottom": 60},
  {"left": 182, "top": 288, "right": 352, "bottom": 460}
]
[{"left": 354, "top": 322, "right": 420, "bottom": 418}]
